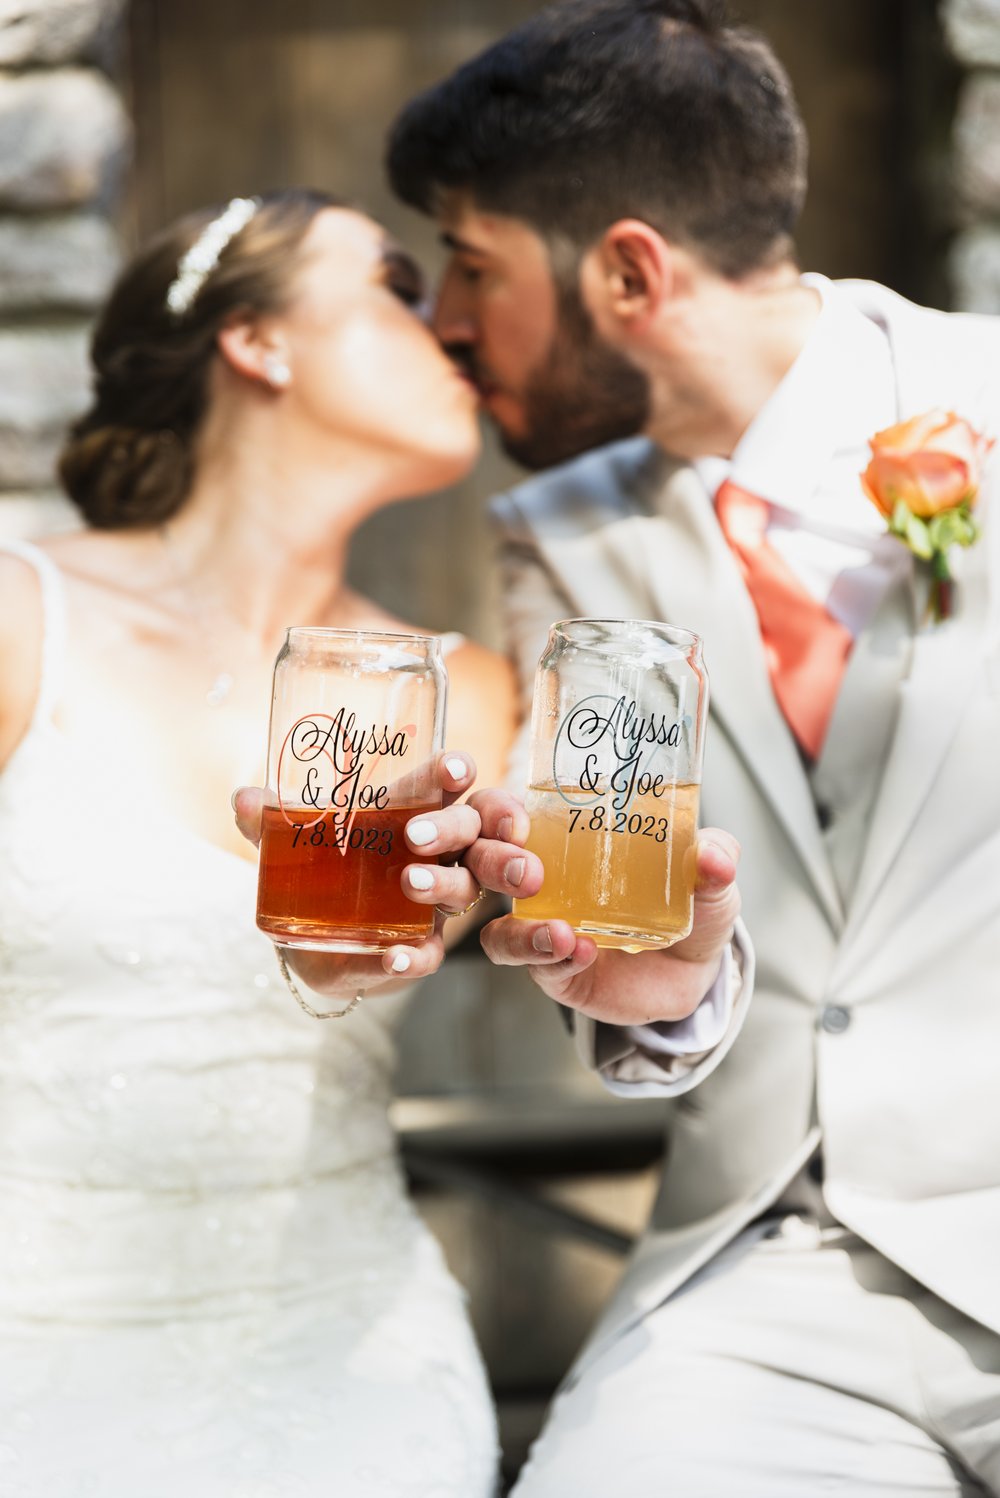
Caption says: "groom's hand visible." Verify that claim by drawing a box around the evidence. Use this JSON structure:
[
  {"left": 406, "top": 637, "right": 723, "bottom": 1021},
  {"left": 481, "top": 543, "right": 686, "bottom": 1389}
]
[{"left": 471, "top": 788, "right": 742, "bottom": 1027}]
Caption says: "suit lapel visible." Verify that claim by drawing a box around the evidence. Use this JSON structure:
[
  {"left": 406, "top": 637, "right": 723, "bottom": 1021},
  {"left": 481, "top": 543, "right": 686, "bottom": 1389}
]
[
  {"left": 834, "top": 284, "right": 997, "bottom": 954},
  {"left": 840, "top": 502, "right": 991, "bottom": 951},
  {"left": 529, "top": 451, "right": 843, "bottom": 930},
  {"left": 812, "top": 559, "right": 917, "bottom": 909},
  {"left": 636, "top": 462, "right": 843, "bottom": 928}
]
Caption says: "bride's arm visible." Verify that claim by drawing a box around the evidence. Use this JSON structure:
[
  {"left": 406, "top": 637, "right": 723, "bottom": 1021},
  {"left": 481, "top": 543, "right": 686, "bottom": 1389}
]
[{"left": 0, "top": 554, "right": 45, "bottom": 772}]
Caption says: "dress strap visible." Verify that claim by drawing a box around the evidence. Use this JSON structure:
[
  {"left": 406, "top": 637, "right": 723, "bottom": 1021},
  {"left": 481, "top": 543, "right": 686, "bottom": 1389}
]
[{"left": 0, "top": 539, "right": 68, "bottom": 728}]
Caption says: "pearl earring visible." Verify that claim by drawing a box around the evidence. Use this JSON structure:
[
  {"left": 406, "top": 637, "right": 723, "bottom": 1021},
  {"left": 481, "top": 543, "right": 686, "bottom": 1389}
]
[{"left": 264, "top": 355, "right": 291, "bottom": 390}]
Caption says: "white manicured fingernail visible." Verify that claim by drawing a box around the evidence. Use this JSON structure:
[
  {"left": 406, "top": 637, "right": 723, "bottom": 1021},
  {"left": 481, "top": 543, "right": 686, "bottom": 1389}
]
[
  {"left": 407, "top": 819, "right": 437, "bottom": 846},
  {"left": 391, "top": 953, "right": 411, "bottom": 973},
  {"left": 408, "top": 866, "right": 435, "bottom": 891},
  {"left": 445, "top": 757, "right": 468, "bottom": 781}
]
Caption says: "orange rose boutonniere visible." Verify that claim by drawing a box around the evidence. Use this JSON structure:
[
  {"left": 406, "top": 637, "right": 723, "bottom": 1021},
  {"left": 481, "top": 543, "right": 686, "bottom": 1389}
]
[{"left": 862, "top": 409, "right": 994, "bottom": 622}]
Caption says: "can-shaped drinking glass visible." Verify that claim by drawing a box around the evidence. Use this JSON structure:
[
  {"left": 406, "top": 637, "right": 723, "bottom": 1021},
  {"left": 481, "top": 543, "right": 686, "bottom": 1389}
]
[
  {"left": 512, "top": 618, "right": 709, "bottom": 951},
  {"left": 256, "top": 627, "right": 447, "bottom": 953}
]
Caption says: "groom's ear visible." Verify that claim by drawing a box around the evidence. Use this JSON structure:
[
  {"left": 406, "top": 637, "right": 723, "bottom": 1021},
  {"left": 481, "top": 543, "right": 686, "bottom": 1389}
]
[{"left": 580, "top": 219, "right": 675, "bottom": 335}]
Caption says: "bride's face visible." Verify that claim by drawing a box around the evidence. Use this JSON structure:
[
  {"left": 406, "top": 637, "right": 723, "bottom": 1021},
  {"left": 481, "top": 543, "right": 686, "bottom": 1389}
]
[{"left": 275, "top": 208, "right": 480, "bottom": 491}]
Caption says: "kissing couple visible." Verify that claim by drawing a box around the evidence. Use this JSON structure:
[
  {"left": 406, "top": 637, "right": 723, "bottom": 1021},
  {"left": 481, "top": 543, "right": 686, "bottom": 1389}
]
[{"left": 1, "top": 2, "right": 998, "bottom": 1495}]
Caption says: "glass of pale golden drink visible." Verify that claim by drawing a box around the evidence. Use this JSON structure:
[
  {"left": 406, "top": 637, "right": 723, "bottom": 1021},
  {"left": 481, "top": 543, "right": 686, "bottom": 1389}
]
[
  {"left": 256, "top": 627, "right": 446, "bottom": 958},
  {"left": 512, "top": 618, "right": 708, "bottom": 952}
]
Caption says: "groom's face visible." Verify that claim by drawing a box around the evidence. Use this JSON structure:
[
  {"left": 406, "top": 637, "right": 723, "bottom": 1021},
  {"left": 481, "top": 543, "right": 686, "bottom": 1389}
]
[{"left": 432, "top": 197, "right": 650, "bottom": 471}]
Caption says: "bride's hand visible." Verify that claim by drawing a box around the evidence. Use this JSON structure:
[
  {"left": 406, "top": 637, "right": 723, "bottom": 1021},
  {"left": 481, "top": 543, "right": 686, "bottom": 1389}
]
[{"left": 231, "top": 754, "right": 528, "bottom": 1003}]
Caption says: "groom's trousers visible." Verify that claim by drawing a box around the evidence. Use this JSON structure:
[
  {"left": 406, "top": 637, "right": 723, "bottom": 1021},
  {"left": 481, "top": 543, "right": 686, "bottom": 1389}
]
[{"left": 511, "top": 1210, "right": 1000, "bottom": 1497}]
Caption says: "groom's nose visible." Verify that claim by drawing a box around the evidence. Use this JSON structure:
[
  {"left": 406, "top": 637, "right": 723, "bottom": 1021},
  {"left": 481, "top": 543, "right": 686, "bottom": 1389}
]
[{"left": 430, "top": 271, "right": 477, "bottom": 350}]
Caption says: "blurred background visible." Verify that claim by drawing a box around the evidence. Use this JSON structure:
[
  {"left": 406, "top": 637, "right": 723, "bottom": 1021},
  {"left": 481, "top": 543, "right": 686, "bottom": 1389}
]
[{"left": 1, "top": 0, "right": 998, "bottom": 1483}]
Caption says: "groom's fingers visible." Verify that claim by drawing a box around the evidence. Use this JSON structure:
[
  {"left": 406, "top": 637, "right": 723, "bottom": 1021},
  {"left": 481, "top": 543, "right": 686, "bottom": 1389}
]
[
  {"left": 403, "top": 800, "right": 542, "bottom": 910},
  {"left": 694, "top": 828, "right": 740, "bottom": 891},
  {"left": 465, "top": 787, "right": 533, "bottom": 845},
  {"left": 462, "top": 834, "right": 545, "bottom": 901},
  {"left": 403, "top": 836, "right": 542, "bottom": 911},
  {"left": 672, "top": 827, "right": 743, "bottom": 965},
  {"left": 479, "top": 915, "right": 583, "bottom": 967},
  {"left": 404, "top": 791, "right": 542, "bottom": 899},
  {"left": 404, "top": 786, "right": 536, "bottom": 862}
]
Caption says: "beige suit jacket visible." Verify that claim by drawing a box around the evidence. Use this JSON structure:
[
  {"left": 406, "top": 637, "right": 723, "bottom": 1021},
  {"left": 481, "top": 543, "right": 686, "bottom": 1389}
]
[{"left": 492, "top": 280, "right": 1000, "bottom": 1375}]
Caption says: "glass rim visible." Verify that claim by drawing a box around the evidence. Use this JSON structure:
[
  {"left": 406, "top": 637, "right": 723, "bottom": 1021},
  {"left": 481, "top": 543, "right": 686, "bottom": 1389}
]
[
  {"left": 284, "top": 625, "right": 442, "bottom": 649},
  {"left": 551, "top": 616, "right": 702, "bottom": 649}
]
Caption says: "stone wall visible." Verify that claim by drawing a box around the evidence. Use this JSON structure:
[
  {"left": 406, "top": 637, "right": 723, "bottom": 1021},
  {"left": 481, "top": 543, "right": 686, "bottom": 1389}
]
[
  {"left": 0, "top": 0, "right": 127, "bottom": 537},
  {"left": 945, "top": 0, "right": 1000, "bottom": 310}
]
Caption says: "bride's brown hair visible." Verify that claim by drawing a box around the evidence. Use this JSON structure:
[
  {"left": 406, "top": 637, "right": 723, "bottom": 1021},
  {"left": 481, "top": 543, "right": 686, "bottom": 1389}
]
[{"left": 59, "top": 188, "right": 343, "bottom": 529}]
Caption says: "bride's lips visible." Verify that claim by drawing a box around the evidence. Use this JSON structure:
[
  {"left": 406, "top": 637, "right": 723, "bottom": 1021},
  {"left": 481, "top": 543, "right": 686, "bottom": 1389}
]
[
  {"left": 445, "top": 358, "right": 499, "bottom": 409},
  {"left": 448, "top": 363, "right": 480, "bottom": 397},
  {"left": 453, "top": 373, "right": 481, "bottom": 408},
  {"left": 449, "top": 358, "right": 490, "bottom": 396}
]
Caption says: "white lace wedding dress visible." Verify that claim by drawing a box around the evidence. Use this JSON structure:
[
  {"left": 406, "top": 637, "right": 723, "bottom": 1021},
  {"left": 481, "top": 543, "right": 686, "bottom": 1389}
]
[{"left": 0, "top": 541, "right": 499, "bottom": 1498}]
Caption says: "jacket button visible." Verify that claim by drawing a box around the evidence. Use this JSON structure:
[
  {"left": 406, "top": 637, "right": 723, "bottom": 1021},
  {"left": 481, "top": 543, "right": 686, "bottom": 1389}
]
[{"left": 819, "top": 1005, "right": 851, "bottom": 1034}]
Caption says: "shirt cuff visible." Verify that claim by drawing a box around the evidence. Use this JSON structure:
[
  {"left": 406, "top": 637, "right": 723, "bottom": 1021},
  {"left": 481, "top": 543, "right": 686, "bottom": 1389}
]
[{"left": 621, "top": 945, "right": 734, "bottom": 1058}]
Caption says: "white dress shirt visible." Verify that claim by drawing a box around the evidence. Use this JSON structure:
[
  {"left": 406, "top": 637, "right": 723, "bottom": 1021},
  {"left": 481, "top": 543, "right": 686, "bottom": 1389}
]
[
  {"left": 631, "top": 273, "right": 902, "bottom": 1060},
  {"left": 696, "top": 272, "right": 905, "bottom": 637}
]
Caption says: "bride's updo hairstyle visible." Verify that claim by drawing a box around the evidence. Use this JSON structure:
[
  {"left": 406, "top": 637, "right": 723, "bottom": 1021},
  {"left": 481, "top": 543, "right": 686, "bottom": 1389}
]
[{"left": 59, "top": 188, "right": 342, "bottom": 530}]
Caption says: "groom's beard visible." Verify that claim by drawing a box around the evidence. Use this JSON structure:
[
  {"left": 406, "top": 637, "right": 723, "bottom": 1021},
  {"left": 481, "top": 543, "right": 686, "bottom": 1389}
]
[{"left": 499, "top": 286, "right": 652, "bottom": 472}]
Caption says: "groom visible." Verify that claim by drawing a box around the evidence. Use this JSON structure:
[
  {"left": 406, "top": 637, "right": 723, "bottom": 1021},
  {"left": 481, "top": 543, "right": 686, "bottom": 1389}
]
[{"left": 388, "top": 0, "right": 1000, "bottom": 1491}]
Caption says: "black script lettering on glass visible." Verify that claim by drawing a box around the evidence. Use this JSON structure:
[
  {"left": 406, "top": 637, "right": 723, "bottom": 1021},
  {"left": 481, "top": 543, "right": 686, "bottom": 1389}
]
[
  {"left": 287, "top": 709, "right": 410, "bottom": 812},
  {"left": 555, "top": 694, "right": 683, "bottom": 811}
]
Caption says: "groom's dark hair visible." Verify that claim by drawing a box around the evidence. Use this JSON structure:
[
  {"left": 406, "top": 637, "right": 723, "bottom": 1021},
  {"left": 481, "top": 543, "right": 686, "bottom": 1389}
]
[{"left": 387, "top": 0, "right": 807, "bottom": 279}]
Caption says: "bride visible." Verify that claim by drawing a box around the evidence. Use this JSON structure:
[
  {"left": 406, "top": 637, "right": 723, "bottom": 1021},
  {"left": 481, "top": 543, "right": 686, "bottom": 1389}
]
[{"left": 0, "top": 190, "right": 516, "bottom": 1495}]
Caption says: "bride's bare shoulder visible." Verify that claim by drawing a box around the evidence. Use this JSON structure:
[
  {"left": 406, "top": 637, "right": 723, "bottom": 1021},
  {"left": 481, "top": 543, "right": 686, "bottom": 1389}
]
[
  {"left": 0, "top": 529, "right": 109, "bottom": 673},
  {"left": 0, "top": 530, "right": 112, "bottom": 764},
  {"left": 0, "top": 545, "right": 43, "bottom": 615},
  {"left": 36, "top": 526, "right": 129, "bottom": 579}
]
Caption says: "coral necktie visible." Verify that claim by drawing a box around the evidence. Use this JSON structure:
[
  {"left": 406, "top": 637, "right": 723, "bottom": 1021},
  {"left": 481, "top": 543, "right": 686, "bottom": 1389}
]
[{"left": 714, "top": 480, "right": 852, "bottom": 760}]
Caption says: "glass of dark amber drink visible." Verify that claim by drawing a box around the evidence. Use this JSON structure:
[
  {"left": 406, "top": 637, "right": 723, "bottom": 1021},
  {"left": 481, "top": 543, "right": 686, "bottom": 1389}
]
[{"left": 256, "top": 627, "right": 446, "bottom": 953}]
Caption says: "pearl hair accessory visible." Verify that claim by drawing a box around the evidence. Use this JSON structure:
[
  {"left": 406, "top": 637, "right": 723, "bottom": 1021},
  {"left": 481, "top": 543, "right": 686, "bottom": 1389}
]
[{"left": 165, "top": 196, "right": 260, "bottom": 317}]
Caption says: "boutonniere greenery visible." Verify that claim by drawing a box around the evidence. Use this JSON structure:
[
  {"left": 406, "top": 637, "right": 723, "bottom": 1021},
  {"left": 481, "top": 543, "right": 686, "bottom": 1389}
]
[{"left": 861, "top": 409, "right": 993, "bottom": 622}]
